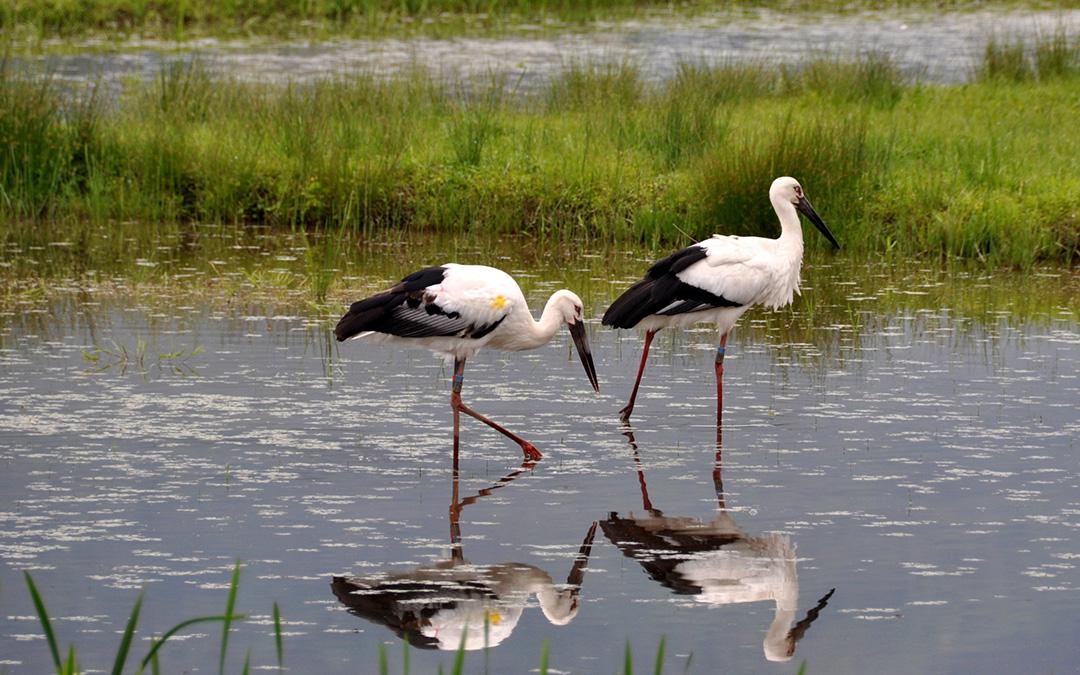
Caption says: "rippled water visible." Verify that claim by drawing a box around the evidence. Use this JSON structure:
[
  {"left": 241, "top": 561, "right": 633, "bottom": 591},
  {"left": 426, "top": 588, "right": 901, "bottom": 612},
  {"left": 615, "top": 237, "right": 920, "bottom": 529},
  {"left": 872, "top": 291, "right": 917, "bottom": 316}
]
[
  {"left": 34, "top": 8, "right": 1080, "bottom": 92},
  {"left": 1, "top": 262, "right": 1078, "bottom": 673}
]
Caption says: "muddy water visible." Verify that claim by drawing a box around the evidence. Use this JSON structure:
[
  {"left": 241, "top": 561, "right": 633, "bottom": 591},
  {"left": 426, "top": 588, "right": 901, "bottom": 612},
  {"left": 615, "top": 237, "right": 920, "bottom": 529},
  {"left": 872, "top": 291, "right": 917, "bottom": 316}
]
[
  {"left": 35, "top": 8, "right": 1080, "bottom": 93},
  {"left": 1, "top": 253, "right": 1078, "bottom": 673}
]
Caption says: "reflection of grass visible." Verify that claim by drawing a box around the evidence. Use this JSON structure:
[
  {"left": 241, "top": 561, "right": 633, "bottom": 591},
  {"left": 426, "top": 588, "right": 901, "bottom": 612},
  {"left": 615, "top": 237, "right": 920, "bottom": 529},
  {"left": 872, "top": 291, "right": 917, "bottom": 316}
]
[
  {"left": 82, "top": 338, "right": 204, "bottom": 376},
  {"left": 23, "top": 562, "right": 276, "bottom": 675},
  {"left": 4, "top": 42, "right": 1080, "bottom": 265},
  {"left": 2, "top": 226, "right": 1078, "bottom": 355}
]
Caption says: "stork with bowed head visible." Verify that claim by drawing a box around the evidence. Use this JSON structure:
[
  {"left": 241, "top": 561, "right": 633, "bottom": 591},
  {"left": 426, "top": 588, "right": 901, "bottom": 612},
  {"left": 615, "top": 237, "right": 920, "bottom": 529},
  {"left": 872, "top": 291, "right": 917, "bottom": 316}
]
[
  {"left": 602, "top": 176, "right": 839, "bottom": 426},
  {"left": 334, "top": 264, "right": 600, "bottom": 461}
]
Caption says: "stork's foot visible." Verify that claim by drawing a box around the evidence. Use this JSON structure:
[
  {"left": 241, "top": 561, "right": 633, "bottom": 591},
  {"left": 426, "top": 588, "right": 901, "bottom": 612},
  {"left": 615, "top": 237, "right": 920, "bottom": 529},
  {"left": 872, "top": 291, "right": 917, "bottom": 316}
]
[
  {"left": 618, "top": 405, "right": 634, "bottom": 423},
  {"left": 519, "top": 443, "right": 543, "bottom": 462}
]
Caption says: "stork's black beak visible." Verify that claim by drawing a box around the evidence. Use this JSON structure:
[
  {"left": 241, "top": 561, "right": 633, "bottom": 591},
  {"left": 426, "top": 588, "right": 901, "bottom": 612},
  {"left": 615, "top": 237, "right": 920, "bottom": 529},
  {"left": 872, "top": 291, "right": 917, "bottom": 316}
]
[
  {"left": 796, "top": 196, "right": 840, "bottom": 249},
  {"left": 568, "top": 321, "right": 600, "bottom": 393}
]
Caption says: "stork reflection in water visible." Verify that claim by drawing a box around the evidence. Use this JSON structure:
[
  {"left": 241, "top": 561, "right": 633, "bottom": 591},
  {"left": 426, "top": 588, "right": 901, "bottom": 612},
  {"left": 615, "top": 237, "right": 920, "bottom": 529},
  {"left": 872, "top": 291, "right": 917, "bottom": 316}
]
[
  {"left": 332, "top": 459, "right": 597, "bottom": 650},
  {"left": 601, "top": 427, "right": 834, "bottom": 662}
]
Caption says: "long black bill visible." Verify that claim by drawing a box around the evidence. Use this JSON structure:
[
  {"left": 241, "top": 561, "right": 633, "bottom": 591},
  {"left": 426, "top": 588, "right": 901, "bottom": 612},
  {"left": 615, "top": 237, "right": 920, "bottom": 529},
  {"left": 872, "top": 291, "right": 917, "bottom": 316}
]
[
  {"left": 796, "top": 196, "right": 840, "bottom": 249},
  {"left": 568, "top": 321, "right": 600, "bottom": 393}
]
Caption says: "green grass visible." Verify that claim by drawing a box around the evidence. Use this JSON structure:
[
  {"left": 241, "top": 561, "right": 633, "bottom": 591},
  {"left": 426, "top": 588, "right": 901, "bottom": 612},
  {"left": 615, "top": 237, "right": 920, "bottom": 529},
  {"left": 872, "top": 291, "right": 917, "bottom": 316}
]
[
  {"left": 24, "top": 562, "right": 252, "bottom": 675},
  {"left": 3, "top": 42, "right": 1080, "bottom": 267},
  {"left": 4, "top": 0, "right": 1076, "bottom": 42}
]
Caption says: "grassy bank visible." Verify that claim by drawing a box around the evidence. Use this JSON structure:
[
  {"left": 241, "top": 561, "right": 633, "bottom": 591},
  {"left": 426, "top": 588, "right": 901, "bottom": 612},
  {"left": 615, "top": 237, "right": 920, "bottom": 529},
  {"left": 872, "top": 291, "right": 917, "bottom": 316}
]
[
  {"left": 3, "top": 1, "right": 1075, "bottom": 42},
  {"left": 3, "top": 43, "right": 1080, "bottom": 267}
]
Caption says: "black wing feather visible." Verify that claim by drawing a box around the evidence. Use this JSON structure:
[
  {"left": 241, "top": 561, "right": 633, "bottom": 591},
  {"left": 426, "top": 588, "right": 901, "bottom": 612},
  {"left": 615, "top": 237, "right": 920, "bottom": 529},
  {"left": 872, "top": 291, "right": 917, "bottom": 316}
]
[
  {"left": 599, "top": 514, "right": 743, "bottom": 596},
  {"left": 334, "top": 266, "right": 505, "bottom": 342},
  {"left": 602, "top": 245, "right": 742, "bottom": 329}
]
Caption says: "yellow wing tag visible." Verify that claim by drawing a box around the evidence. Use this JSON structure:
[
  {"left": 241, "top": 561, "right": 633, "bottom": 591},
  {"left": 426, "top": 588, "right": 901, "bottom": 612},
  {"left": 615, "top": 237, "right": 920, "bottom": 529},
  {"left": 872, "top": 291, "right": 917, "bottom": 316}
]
[{"left": 490, "top": 295, "right": 507, "bottom": 311}]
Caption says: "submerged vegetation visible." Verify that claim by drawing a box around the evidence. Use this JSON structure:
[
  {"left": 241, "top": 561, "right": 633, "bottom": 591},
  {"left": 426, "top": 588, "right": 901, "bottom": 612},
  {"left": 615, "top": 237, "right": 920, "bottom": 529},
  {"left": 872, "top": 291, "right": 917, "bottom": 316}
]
[{"left": 3, "top": 38, "right": 1080, "bottom": 268}]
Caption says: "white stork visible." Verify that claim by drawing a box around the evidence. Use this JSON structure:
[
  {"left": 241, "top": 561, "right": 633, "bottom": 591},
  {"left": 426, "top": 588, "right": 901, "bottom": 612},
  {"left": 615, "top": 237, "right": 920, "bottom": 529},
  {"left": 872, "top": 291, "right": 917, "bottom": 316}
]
[
  {"left": 334, "top": 264, "right": 600, "bottom": 461},
  {"left": 602, "top": 176, "right": 839, "bottom": 424}
]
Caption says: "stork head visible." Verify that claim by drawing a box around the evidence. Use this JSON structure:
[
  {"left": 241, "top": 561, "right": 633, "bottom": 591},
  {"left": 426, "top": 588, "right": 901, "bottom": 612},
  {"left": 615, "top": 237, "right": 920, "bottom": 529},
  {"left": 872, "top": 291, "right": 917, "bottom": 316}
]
[
  {"left": 769, "top": 177, "right": 840, "bottom": 249},
  {"left": 549, "top": 290, "right": 600, "bottom": 393}
]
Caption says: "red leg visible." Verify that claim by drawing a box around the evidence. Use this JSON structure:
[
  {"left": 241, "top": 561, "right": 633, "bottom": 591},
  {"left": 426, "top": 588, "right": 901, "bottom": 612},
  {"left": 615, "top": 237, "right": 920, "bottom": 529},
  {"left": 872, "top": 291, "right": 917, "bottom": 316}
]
[
  {"left": 714, "top": 332, "right": 728, "bottom": 433},
  {"left": 451, "top": 358, "right": 542, "bottom": 461},
  {"left": 619, "top": 329, "right": 657, "bottom": 423}
]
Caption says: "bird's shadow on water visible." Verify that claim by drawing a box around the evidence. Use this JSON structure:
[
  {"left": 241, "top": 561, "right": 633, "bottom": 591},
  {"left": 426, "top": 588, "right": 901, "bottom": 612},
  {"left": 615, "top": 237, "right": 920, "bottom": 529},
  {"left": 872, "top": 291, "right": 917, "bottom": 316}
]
[
  {"left": 330, "top": 455, "right": 597, "bottom": 651},
  {"left": 601, "top": 424, "right": 836, "bottom": 663}
]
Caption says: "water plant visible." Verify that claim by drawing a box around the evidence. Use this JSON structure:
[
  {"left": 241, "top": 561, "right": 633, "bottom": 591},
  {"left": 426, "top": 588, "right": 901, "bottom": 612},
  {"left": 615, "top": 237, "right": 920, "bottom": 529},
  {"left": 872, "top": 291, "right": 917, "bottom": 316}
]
[
  {"left": 24, "top": 562, "right": 251, "bottom": 675},
  {"left": 81, "top": 338, "right": 204, "bottom": 376}
]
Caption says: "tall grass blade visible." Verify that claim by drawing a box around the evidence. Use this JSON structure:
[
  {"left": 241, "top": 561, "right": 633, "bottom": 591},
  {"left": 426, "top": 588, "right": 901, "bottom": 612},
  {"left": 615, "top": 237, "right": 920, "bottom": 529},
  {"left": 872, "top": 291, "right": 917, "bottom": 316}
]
[
  {"left": 219, "top": 561, "right": 242, "bottom": 675},
  {"left": 624, "top": 640, "right": 633, "bottom": 675},
  {"left": 797, "top": 659, "right": 808, "bottom": 675},
  {"left": 539, "top": 639, "right": 550, "bottom": 675},
  {"left": 61, "top": 645, "right": 77, "bottom": 675},
  {"left": 24, "top": 572, "right": 62, "bottom": 672},
  {"left": 241, "top": 649, "right": 251, "bottom": 675},
  {"left": 378, "top": 642, "right": 388, "bottom": 675},
  {"left": 452, "top": 630, "right": 467, "bottom": 675},
  {"left": 140, "top": 614, "right": 244, "bottom": 670},
  {"left": 110, "top": 591, "right": 144, "bottom": 675},
  {"left": 403, "top": 632, "right": 411, "bottom": 675},
  {"left": 272, "top": 602, "right": 283, "bottom": 668},
  {"left": 653, "top": 637, "right": 666, "bottom": 675}
]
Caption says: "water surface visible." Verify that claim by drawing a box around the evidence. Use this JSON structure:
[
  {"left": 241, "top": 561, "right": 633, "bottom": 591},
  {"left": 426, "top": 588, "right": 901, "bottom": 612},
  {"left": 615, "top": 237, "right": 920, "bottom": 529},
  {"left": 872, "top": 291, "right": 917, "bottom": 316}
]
[
  {"left": 1, "top": 251, "right": 1078, "bottom": 673},
  {"left": 33, "top": 8, "right": 1080, "bottom": 93}
]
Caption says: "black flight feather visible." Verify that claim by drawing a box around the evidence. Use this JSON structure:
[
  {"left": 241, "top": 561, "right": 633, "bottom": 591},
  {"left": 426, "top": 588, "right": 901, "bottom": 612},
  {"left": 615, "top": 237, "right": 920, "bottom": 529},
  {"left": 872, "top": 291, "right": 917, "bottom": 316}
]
[
  {"left": 599, "top": 514, "right": 743, "bottom": 596},
  {"left": 602, "top": 245, "right": 742, "bottom": 329},
  {"left": 331, "top": 575, "right": 494, "bottom": 650},
  {"left": 334, "top": 265, "right": 506, "bottom": 342}
]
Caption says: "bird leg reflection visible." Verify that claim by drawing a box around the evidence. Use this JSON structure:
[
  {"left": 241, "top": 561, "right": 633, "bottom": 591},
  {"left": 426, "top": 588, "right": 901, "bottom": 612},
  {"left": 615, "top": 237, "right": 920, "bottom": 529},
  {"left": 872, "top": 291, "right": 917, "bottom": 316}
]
[
  {"left": 622, "top": 429, "right": 655, "bottom": 512},
  {"left": 713, "top": 415, "right": 726, "bottom": 511},
  {"left": 451, "top": 357, "right": 542, "bottom": 462},
  {"left": 449, "top": 455, "right": 536, "bottom": 561},
  {"left": 608, "top": 424, "right": 835, "bottom": 663},
  {"left": 619, "top": 329, "right": 657, "bottom": 423}
]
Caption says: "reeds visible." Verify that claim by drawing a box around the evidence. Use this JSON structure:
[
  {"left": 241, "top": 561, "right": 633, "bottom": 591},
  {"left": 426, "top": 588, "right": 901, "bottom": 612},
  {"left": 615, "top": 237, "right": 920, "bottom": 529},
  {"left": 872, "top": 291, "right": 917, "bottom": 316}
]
[
  {"left": 2, "top": 41, "right": 1080, "bottom": 266},
  {"left": 23, "top": 562, "right": 262, "bottom": 675},
  {"left": 976, "top": 31, "right": 1080, "bottom": 81}
]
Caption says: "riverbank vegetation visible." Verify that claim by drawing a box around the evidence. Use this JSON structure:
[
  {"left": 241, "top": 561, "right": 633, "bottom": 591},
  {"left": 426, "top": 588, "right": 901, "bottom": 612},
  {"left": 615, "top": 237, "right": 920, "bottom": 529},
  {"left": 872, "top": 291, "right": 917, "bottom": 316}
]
[
  {"left": 4, "top": 0, "right": 1077, "bottom": 42},
  {"left": 3, "top": 40, "right": 1080, "bottom": 268}
]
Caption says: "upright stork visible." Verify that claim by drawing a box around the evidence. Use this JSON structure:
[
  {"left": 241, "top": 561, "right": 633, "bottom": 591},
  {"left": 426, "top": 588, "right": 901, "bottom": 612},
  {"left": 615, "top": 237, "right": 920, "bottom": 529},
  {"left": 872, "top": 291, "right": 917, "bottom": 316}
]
[{"left": 603, "top": 176, "right": 838, "bottom": 425}]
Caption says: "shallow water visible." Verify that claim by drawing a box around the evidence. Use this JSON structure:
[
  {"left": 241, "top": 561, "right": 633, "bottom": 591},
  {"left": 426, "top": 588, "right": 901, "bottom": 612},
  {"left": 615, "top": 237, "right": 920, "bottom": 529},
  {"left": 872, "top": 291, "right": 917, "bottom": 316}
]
[
  {"left": 34, "top": 8, "right": 1080, "bottom": 94},
  {"left": 1, "top": 256, "right": 1078, "bottom": 673}
]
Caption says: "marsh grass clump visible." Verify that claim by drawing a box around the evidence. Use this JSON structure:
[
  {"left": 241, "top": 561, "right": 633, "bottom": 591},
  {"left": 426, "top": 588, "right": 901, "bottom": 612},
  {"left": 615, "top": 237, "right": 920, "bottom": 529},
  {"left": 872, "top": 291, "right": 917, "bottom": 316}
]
[
  {"left": 1032, "top": 30, "right": 1080, "bottom": 79},
  {"left": 977, "top": 32, "right": 1080, "bottom": 82},
  {"left": 785, "top": 52, "right": 907, "bottom": 106},
  {"left": 668, "top": 60, "right": 777, "bottom": 104},
  {"left": 693, "top": 112, "right": 884, "bottom": 243},
  {"left": 0, "top": 57, "right": 99, "bottom": 219},
  {"left": 546, "top": 61, "right": 644, "bottom": 113},
  {"left": 978, "top": 38, "right": 1034, "bottom": 81}
]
